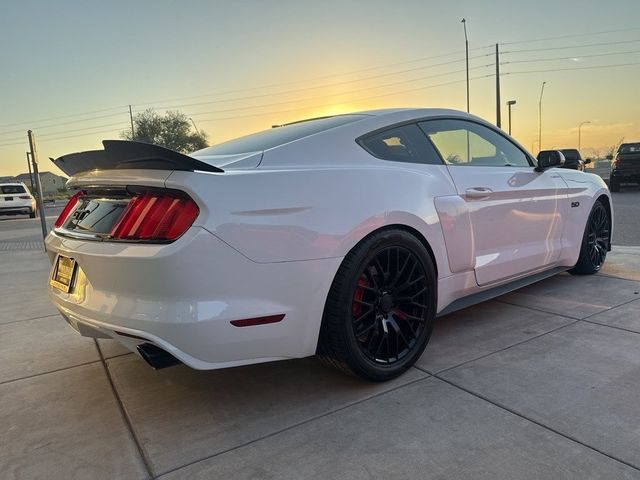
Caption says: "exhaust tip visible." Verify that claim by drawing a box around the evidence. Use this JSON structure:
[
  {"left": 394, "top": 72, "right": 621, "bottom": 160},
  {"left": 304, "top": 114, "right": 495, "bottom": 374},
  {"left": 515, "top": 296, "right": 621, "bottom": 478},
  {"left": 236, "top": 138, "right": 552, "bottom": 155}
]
[{"left": 137, "top": 343, "right": 181, "bottom": 369}]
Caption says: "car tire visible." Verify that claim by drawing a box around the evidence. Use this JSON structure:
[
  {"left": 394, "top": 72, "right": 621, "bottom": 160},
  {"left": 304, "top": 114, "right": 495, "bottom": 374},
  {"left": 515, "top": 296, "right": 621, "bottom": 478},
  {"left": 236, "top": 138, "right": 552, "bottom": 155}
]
[
  {"left": 317, "top": 229, "right": 437, "bottom": 381},
  {"left": 569, "top": 200, "right": 610, "bottom": 275},
  {"left": 609, "top": 177, "right": 620, "bottom": 192},
  {"left": 29, "top": 209, "right": 36, "bottom": 219}
]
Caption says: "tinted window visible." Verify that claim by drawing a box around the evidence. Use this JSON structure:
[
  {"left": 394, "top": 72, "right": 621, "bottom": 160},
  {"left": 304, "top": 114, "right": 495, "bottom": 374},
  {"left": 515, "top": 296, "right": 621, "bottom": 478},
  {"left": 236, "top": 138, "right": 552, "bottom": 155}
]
[
  {"left": 62, "top": 198, "right": 128, "bottom": 234},
  {"left": 419, "top": 119, "right": 531, "bottom": 167},
  {"left": 359, "top": 124, "right": 442, "bottom": 164},
  {"left": 619, "top": 143, "right": 640, "bottom": 154},
  {"left": 193, "top": 115, "right": 367, "bottom": 155},
  {"left": 1, "top": 185, "right": 26, "bottom": 194},
  {"left": 560, "top": 149, "right": 581, "bottom": 161}
]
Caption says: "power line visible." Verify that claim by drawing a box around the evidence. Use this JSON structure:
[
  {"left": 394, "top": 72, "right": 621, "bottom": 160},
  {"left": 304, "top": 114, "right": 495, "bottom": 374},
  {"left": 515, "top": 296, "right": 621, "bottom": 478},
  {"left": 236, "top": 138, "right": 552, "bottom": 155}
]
[
  {"left": 502, "top": 38, "right": 640, "bottom": 54},
  {"left": 0, "top": 62, "right": 493, "bottom": 148},
  {"left": 501, "top": 49, "right": 640, "bottom": 65},
  {"left": 504, "top": 60, "right": 640, "bottom": 76},
  {"left": 134, "top": 45, "right": 496, "bottom": 108},
  {"left": 0, "top": 126, "right": 125, "bottom": 148},
  {"left": 136, "top": 55, "right": 493, "bottom": 113},
  {"left": 501, "top": 27, "right": 640, "bottom": 46},
  {"left": 0, "top": 105, "right": 127, "bottom": 129},
  {"left": 38, "top": 121, "right": 127, "bottom": 138},
  {"left": 0, "top": 58, "right": 494, "bottom": 145},
  {"left": 195, "top": 74, "right": 495, "bottom": 124},
  {"left": 184, "top": 63, "right": 494, "bottom": 118},
  {"left": 0, "top": 120, "right": 129, "bottom": 145},
  {"left": 38, "top": 127, "right": 125, "bottom": 143},
  {"left": 0, "top": 111, "right": 128, "bottom": 137}
]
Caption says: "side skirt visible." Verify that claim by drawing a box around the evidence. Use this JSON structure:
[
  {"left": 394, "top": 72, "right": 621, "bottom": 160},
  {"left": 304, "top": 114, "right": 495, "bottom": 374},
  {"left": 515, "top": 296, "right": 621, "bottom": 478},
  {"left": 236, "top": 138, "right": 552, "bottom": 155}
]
[{"left": 437, "top": 266, "right": 568, "bottom": 317}]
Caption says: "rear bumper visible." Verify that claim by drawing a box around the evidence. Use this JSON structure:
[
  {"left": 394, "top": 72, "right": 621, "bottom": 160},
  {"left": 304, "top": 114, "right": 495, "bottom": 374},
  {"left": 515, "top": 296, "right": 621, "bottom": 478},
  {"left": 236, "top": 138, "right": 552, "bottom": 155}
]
[
  {"left": 611, "top": 170, "right": 640, "bottom": 181},
  {"left": 0, "top": 201, "right": 34, "bottom": 214},
  {"left": 46, "top": 227, "right": 342, "bottom": 369}
]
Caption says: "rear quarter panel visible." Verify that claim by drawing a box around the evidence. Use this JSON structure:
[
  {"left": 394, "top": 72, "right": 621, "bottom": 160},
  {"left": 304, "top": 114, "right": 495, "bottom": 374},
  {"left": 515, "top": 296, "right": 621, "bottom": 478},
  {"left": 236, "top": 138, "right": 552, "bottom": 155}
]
[{"left": 167, "top": 161, "right": 458, "bottom": 279}]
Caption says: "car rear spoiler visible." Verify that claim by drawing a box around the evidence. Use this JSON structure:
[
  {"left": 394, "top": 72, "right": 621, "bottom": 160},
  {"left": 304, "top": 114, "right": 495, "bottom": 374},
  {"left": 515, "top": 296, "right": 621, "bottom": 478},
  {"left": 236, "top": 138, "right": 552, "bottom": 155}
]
[{"left": 50, "top": 140, "right": 224, "bottom": 176}]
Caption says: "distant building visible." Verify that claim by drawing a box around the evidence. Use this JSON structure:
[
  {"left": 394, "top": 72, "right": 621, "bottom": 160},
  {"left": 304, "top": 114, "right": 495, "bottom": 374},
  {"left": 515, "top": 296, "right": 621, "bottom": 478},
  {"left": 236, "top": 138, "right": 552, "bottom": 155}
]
[{"left": 12, "top": 171, "right": 68, "bottom": 196}]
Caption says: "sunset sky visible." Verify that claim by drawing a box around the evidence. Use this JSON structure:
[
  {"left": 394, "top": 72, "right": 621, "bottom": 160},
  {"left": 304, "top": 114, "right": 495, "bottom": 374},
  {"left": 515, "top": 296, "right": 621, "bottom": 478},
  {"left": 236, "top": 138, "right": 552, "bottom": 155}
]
[{"left": 1, "top": 0, "right": 639, "bottom": 177}]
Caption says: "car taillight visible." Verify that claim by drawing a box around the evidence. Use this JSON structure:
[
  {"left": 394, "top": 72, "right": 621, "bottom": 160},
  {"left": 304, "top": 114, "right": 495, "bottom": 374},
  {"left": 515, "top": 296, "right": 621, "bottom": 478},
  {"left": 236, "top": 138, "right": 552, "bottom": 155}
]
[
  {"left": 54, "top": 191, "right": 85, "bottom": 228},
  {"left": 109, "top": 192, "right": 199, "bottom": 241}
]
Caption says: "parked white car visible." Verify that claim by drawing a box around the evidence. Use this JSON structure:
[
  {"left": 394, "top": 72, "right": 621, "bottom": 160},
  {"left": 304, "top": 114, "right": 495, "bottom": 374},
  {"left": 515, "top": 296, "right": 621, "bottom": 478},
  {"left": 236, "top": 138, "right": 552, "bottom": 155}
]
[
  {"left": 46, "top": 108, "right": 612, "bottom": 380},
  {"left": 0, "top": 182, "right": 36, "bottom": 218}
]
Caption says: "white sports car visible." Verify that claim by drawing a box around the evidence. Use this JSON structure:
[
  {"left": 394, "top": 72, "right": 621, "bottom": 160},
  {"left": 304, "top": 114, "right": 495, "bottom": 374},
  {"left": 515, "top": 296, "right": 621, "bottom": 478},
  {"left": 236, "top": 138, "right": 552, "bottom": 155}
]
[{"left": 46, "top": 108, "right": 612, "bottom": 381}]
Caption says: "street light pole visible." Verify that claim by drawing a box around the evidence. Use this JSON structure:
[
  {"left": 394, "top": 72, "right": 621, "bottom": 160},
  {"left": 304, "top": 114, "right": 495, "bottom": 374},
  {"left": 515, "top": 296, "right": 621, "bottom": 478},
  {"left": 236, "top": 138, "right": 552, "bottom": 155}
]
[
  {"left": 507, "top": 100, "right": 516, "bottom": 135},
  {"left": 578, "top": 121, "right": 591, "bottom": 151},
  {"left": 538, "top": 81, "right": 547, "bottom": 151},
  {"left": 461, "top": 18, "right": 469, "bottom": 113}
]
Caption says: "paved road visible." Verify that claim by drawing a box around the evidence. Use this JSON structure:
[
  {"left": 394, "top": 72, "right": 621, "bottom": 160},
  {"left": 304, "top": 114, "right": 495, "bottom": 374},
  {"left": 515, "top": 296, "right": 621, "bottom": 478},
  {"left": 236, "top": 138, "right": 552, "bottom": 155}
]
[{"left": 0, "top": 205, "right": 62, "bottom": 243}]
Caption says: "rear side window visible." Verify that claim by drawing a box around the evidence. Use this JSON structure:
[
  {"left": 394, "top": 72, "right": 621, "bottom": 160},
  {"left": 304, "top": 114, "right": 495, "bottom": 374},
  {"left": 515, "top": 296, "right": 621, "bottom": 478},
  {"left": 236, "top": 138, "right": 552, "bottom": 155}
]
[
  {"left": 1, "top": 185, "right": 26, "bottom": 194},
  {"left": 358, "top": 124, "right": 442, "bottom": 165},
  {"left": 193, "top": 115, "right": 367, "bottom": 155}
]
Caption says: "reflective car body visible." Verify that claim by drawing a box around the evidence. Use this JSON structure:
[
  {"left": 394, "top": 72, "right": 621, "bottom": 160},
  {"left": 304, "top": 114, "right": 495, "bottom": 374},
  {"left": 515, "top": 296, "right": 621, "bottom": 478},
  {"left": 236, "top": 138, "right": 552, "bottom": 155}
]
[{"left": 45, "top": 109, "right": 612, "bottom": 370}]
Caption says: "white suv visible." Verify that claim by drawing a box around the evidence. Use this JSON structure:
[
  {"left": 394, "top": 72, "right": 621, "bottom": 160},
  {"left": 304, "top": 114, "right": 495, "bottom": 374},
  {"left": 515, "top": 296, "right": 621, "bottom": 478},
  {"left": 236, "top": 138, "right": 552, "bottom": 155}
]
[{"left": 0, "top": 182, "right": 36, "bottom": 218}]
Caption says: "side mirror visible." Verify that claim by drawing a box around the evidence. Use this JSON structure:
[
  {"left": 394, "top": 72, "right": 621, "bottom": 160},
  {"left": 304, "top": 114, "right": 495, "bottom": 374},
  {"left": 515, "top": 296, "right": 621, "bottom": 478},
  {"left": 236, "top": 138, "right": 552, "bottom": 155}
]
[
  {"left": 606, "top": 154, "right": 614, "bottom": 160},
  {"left": 535, "top": 150, "right": 566, "bottom": 172},
  {"left": 584, "top": 158, "right": 592, "bottom": 165}
]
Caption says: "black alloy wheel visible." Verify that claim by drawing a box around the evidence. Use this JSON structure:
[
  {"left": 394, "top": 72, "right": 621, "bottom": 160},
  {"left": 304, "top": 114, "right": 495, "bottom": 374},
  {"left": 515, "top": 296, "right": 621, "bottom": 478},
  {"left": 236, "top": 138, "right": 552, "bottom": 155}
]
[
  {"left": 570, "top": 200, "right": 610, "bottom": 274},
  {"left": 351, "top": 246, "right": 428, "bottom": 365},
  {"left": 318, "top": 229, "right": 436, "bottom": 381}
]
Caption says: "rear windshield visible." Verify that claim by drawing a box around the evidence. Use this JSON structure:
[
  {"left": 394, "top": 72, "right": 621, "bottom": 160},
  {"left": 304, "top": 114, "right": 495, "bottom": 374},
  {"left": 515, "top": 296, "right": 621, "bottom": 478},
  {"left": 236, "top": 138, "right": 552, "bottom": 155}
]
[
  {"left": 1, "top": 185, "right": 26, "bottom": 194},
  {"left": 193, "top": 115, "right": 367, "bottom": 155},
  {"left": 619, "top": 143, "right": 640, "bottom": 154}
]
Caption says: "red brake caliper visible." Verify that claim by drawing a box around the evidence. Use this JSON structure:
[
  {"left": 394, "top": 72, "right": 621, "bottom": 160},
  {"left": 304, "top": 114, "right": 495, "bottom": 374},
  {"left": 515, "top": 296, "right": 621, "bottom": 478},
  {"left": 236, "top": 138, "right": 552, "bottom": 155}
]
[{"left": 352, "top": 278, "right": 369, "bottom": 317}]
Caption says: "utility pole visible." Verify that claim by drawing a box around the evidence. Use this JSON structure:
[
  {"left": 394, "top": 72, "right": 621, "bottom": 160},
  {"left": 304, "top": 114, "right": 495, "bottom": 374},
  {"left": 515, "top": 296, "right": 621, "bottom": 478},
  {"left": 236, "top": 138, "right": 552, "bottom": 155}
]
[
  {"left": 462, "top": 18, "right": 469, "bottom": 113},
  {"left": 25, "top": 152, "right": 36, "bottom": 195},
  {"left": 27, "top": 131, "right": 48, "bottom": 247},
  {"left": 129, "top": 105, "right": 135, "bottom": 137},
  {"left": 538, "top": 81, "right": 547, "bottom": 151},
  {"left": 495, "top": 44, "right": 501, "bottom": 128}
]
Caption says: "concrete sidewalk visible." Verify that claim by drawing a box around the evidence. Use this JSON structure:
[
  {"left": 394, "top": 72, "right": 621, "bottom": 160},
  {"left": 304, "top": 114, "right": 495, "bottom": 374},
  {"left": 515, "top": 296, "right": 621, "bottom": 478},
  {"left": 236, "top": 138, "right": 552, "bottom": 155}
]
[{"left": 1, "top": 247, "right": 639, "bottom": 479}]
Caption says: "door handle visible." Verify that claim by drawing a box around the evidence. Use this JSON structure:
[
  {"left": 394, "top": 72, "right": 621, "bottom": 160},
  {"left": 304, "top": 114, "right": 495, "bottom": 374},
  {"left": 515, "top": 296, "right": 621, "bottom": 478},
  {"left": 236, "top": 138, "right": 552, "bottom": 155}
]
[{"left": 465, "top": 187, "right": 493, "bottom": 198}]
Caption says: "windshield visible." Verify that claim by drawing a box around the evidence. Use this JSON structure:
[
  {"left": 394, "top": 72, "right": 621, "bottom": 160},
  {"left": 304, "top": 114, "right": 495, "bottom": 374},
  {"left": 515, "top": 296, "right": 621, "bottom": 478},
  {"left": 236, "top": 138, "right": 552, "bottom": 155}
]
[{"left": 192, "top": 115, "right": 367, "bottom": 156}]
